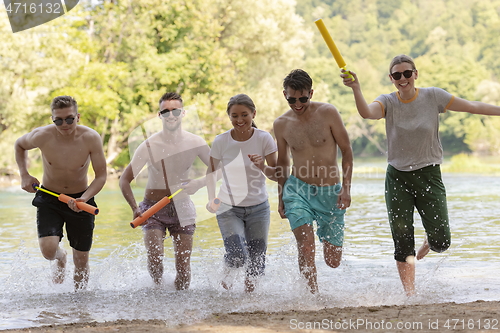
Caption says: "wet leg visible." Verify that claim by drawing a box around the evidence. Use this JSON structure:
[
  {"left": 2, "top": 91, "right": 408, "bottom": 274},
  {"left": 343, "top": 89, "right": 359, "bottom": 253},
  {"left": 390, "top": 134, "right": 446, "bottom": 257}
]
[
  {"left": 245, "top": 239, "right": 267, "bottom": 293},
  {"left": 73, "top": 249, "right": 89, "bottom": 290},
  {"left": 217, "top": 207, "right": 246, "bottom": 290},
  {"left": 172, "top": 233, "right": 193, "bottom": 290},
  {"left": 220, "top": 265, "right": 238, "bottom": 290},
  {"left": 323, "top": 241, "right": 342, "bottom": 268},
  {"left": 244, "top": 276, "right": 256, "bottom": 293},
  {"left": 397, "top": 260, "right": 415, "bottom": 296},
  {"left": 144, "top": 229, "right": 165, "bottom": 285},
  {"left": 293, "top": 224, "right": 318, "bottom": 294},
  {"left": 39, "top": 236, "right": 67, "bottom": 284},
  {"left": 416, "top": 235, "right": 430, "bottom": 260}
]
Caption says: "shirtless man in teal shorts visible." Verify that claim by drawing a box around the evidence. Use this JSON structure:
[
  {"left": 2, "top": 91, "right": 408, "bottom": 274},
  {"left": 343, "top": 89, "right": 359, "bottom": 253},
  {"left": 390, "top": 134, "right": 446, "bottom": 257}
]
[{"left": 274, "top": 69, "right": 353, "bottom": 293}]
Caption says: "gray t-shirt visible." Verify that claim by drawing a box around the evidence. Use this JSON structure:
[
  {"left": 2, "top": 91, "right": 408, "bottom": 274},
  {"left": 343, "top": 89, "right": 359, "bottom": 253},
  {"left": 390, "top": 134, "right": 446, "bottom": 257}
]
[{"left": 375, "top": 87, "right": 454, "bottom": 171}]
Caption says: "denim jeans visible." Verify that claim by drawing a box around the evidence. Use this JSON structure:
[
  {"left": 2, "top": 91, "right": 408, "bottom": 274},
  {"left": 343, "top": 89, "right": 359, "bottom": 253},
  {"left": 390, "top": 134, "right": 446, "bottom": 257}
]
[{"left": 216, "top": 200, "right": 270, "bottom": 277}]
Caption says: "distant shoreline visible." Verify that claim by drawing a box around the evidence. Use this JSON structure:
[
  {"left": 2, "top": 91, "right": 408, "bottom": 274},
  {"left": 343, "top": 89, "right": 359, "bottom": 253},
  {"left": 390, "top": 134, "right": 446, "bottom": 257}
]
[{"left": 2, "top": 154, "right": 500, "bottom": 189}]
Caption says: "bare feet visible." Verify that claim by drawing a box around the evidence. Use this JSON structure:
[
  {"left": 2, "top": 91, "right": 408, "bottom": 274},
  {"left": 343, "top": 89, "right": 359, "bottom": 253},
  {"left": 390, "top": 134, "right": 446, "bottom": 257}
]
[
  {"left": 221, "top": 280, "right": 233, "bottom": 290},
  {"left": 53, "top": 247, "right": 67, "bottom": 284},
  {"left": 396, "top": 260, "right": 415, "bottom": 297},
  {"left": 416, "top": 237, "right": 430, "bottom": 260},
  {"left": 406, "top": 289, "right": 416, "bottom": 297},
  {"left": 308, "top": 283, "right": 318, "bottom": 294},
  {"left": 174, "top": 273, "right": 190, "bottom": 290},
  {"left": 244, "top": 277, "right": 256, "bottom": 293},
  {"left": 221, "top": 267, "right": 236, "bottom": 290}
]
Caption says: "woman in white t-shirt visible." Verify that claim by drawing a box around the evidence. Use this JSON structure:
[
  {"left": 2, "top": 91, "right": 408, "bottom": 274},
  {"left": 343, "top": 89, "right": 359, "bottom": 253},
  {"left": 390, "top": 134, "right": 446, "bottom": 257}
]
[{"left": 206, "top": 94, "right": 277, "bottom": 292}]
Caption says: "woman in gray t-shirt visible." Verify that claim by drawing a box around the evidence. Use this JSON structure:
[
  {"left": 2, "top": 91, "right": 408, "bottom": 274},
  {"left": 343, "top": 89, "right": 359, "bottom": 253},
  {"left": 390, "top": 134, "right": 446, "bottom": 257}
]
[{"left": 342, "top": 54, "right": 500, "bottom": 296}]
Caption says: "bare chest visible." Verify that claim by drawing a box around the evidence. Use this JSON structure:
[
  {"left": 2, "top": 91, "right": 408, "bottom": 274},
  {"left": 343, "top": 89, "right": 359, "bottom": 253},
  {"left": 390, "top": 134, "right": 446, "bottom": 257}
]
[
  {"left": 284, "top": 120, "right": 334, "bottom": 151},
  {"left": 41, "top": 139, "right": 90, "bottom": 170},
  {"left": 148, "top": 145, "right": 199, "bottom": 176}
]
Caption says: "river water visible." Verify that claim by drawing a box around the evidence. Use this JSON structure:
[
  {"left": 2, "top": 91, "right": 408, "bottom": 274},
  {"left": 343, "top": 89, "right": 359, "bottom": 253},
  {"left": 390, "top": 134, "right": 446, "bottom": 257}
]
[{"left": 1, "top": 171, "right": 499, "bottom": 330}]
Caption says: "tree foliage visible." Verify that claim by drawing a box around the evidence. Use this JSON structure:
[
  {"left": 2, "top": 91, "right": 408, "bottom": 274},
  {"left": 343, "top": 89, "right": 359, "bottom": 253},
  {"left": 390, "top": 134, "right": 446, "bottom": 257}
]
[
  {"left": 297, "top": 0, "right": 500, "bottom": 156},
  {"left": 1, "top": 0, "right": 500, "bottom": 175}
]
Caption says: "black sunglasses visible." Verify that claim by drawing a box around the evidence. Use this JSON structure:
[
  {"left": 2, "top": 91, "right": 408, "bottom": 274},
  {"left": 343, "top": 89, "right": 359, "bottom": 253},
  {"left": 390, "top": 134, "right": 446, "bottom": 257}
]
[
  {"left": 390, "top": 70, "right": 415, "bottom": 80},
  {"left": 159, "top": 108, "right": 182, "bottom": 117},
  {"left": 53, "top": 117, "right": 75, "bottom": 126},
  {"left": 286, "top": 96, "right": 310, "bottom": 104}
]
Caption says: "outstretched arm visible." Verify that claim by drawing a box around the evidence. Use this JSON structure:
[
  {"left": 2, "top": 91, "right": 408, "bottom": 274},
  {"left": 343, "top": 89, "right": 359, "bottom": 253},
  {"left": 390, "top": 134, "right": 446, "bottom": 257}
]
[
  {"left": 341, "top": 70, "right": 384, "bottom": 120},
  {"left": 448, "top": 97, "right": 500, "bottom": 116}
]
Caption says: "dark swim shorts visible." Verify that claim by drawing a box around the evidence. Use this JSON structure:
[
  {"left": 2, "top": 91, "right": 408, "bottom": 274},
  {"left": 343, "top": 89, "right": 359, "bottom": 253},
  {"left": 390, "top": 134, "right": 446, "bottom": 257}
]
[{"left": 32, "top": 186, "right": 96, "bottom": 252}]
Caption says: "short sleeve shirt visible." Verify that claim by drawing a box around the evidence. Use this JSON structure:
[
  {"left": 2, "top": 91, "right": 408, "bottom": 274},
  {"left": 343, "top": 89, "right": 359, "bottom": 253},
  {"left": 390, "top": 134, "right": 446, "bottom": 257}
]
[
  {"left": 210, "top": 128, "right": 277, "bottom": 206},
  {"left": 375, "top": 87, "right": 454, "bottom": 171}
]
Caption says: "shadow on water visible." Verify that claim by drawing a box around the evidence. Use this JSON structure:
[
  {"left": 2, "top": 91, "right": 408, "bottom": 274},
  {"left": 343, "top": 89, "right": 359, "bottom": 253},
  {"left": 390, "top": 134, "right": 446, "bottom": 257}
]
[{"left": 1, "top": 174, "right": 500, "bottom": 329}]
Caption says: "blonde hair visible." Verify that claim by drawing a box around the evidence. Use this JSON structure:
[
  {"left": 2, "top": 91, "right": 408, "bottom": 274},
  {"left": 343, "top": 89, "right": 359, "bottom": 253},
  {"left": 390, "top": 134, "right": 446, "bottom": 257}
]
[{"left": 389, "top": 54, "right": 416, "bottom": 73}]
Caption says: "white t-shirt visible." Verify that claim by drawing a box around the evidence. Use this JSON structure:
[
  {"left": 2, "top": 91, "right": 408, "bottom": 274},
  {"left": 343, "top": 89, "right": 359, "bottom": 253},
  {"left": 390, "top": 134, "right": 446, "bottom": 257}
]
[{"left": 210, "top": 128, "right": 277, "bottom": 207}]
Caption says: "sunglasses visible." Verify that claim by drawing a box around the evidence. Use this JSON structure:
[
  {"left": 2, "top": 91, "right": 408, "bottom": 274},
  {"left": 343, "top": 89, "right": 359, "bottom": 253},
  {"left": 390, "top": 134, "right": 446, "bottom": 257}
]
[
  {"left": 159, "top": 108, "right": 182, "bottom": 117},
  {"left": 53, "top": 117, "right": 75, "bottom": 126},
  {"left": 286, "top": 96, "right": 310, "bottom": 104},
  {"left": 390, "top": 70, "right": 415, "bottom": 80}
]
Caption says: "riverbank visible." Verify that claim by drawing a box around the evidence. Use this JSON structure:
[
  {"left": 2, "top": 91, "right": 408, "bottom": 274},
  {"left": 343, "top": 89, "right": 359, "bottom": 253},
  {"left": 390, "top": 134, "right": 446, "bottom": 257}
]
[{"left": 4, "top": 300, "right": 499, "bottom": 332}]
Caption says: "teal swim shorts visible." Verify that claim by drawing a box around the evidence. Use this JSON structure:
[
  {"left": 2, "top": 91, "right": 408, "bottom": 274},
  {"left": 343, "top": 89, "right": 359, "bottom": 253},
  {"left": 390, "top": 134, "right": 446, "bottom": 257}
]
[{"left": 282, "top": 175, "right": 345, "bottom": 246}]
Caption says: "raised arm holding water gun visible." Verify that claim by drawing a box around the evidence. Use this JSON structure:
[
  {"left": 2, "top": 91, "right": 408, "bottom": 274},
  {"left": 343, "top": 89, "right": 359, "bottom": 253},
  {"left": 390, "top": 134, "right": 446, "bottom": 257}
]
[
  {"left": 342, "top": 54, "right": 500, "bottom": 296},
  {"left": 14, "top": 95, "right": 107, "bottom": 291}
]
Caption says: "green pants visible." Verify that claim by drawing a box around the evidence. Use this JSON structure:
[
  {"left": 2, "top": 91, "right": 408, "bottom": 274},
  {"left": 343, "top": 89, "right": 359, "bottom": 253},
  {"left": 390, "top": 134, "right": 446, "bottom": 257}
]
[{"left": 385, "top": 164, "right": 451, "bottom": 262}]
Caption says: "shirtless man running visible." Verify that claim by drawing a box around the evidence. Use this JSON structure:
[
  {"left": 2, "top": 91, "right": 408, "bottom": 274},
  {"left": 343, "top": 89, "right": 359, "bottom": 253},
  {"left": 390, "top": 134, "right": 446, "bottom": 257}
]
[
  {"left": 274, "top": 69, "right": 353, "bottom": 293},
  {"left": 120, "top": 92, "right": 210, "bottom": 290},
  {"left": 15, "top": 95, "right": 107, "bottom": 290}
]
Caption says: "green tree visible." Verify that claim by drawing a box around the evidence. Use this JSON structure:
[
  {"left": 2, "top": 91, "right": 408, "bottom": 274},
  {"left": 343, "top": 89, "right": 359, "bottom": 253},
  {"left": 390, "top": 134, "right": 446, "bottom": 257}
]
[
  {"left": 54, "top": 0, "right": 308, "bottom": 170},
  {"left": 3, "top": 0, "right": 500, "bottom": 179},
  {"left": 0, "top": 12, "right": 85, "bottom": 173}
]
